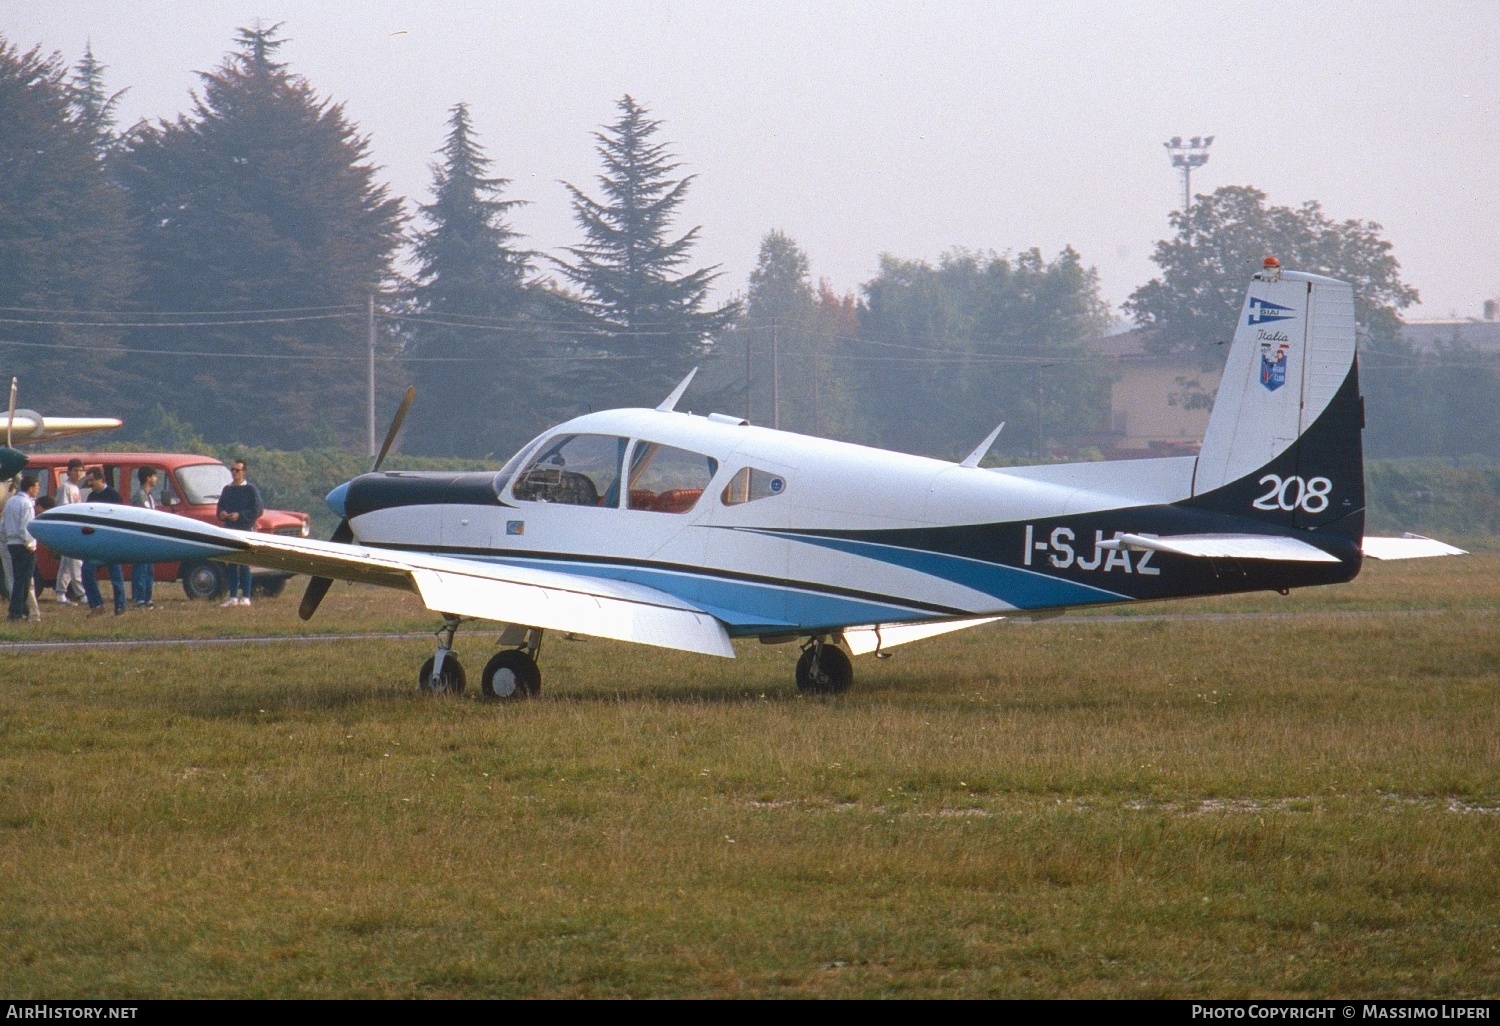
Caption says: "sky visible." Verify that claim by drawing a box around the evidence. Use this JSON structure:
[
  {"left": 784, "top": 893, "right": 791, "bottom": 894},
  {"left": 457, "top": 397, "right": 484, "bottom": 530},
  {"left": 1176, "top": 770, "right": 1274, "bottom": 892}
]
[{"left": 7, "top": 0, "right": 1498, "bottom": 321}]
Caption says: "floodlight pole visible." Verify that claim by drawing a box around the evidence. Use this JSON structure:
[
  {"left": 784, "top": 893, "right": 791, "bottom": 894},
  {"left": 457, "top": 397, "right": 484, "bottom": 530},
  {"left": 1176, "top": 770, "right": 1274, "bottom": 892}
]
[{"left": 1164, "top": 135, "right": 1214, "bottom": 212}]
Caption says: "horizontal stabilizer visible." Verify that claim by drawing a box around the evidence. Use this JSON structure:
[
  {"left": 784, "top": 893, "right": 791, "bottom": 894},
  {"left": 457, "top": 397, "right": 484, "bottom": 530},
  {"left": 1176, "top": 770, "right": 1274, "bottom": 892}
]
[
  {"left": 841, "top": 617, "right": 1001, "bottom": 656},
  {"left": 1102, "top": 533, "right": 1341, "bottom": 563},
  {"left": 1361, "top": 534, "right": 1468, "bottom": 560}
]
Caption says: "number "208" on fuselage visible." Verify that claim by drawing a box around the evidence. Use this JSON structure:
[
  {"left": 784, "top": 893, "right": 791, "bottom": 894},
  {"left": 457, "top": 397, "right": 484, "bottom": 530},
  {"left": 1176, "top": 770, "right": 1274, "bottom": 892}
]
[{"left": 1023, "top": 525, "right": 1160, "bottom": 575}]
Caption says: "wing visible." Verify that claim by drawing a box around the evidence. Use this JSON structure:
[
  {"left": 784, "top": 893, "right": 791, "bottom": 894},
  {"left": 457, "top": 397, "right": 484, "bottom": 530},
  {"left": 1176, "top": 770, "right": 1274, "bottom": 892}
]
[{"left": 29, "top": 504, "right": 734, "bottom": 658}]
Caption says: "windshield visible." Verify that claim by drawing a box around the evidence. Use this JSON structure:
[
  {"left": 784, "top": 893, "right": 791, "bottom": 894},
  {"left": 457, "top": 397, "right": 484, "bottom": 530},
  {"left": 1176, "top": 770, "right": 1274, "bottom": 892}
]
[
  {"left": 493, "top": 435, "right": 548, "bottom": 498},
  {"left": 176, "top": 463, "right": 233, "bottom": 504}
]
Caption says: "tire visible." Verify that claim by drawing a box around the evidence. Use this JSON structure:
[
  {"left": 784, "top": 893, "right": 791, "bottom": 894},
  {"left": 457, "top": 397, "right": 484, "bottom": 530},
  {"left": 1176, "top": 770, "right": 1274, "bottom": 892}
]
[
  {"left": 251, "top": 576, "right": 287, "bottom": 599},
  {"left": 796, "top": 645, "right": 853, "bottom": 695},
  {"left": 181, "top": 560, "right": 226, "bottom": 601},
  {"left": 481, "top": 649, "right": 541, "bottom": 700},
  {"left": 418, "top": 655, "right": 466, "bottom": 696}
]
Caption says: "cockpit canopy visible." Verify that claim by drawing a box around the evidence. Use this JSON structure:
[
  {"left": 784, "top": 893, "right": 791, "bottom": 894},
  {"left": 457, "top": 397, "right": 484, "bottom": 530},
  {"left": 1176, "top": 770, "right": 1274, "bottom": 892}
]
[{"left": 496, "top": 431, "right": 778, "bottom": 515}]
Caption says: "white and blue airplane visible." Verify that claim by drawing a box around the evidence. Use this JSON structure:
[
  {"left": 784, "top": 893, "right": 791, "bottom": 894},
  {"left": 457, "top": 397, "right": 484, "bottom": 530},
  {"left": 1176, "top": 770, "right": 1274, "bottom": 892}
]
[{"left": 30, "top": 261, "right": 1463, "bottom": 698}]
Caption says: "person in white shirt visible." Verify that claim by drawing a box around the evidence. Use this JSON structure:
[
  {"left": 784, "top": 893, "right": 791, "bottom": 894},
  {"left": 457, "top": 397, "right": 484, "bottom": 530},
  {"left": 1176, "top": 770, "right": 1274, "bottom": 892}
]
[
  {"left": 2, "top": 475, "right": 41, "bottom": 622},
  {"left": 53, "top": 459, "right": 86, "bottom": 603}
]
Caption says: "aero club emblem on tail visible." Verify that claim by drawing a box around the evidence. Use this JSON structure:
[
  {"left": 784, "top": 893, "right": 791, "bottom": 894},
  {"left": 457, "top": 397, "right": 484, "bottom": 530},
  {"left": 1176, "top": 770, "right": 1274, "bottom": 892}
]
[{"left": 1260, "top": 341, "right": 1290, "bottom": 391}]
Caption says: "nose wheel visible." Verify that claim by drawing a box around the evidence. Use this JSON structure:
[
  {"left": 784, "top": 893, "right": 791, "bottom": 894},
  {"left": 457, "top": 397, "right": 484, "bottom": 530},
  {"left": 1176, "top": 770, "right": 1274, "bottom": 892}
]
[{"left": 418, "top": 615, "right": 466, "bottom": 695}]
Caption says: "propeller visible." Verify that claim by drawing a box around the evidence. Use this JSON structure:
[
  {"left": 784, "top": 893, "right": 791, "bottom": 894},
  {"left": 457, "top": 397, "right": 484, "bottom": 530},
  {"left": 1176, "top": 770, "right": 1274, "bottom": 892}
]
[
  {"left": 0, "top": 377, "right": 29, "bottom": 482},
  {"left": 298, "top": 385, "right": 416, "bottom": 621}
]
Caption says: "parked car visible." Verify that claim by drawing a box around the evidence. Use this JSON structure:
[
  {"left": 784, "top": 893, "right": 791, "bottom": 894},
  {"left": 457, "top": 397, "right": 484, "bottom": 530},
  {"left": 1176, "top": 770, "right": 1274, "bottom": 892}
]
[{"left": 19, "top": 452, "right": 310, "bottom": 600}]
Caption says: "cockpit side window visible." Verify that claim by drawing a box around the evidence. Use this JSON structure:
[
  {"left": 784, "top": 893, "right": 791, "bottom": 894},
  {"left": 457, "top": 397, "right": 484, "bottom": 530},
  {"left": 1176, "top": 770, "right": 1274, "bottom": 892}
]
[
  {"left": 512, "top": 434, "right": 628, "bottom": 506},
  {"left": 720, "top": 467, "right": 786, "bottom": 506},
  {"left": 627, "top": 442, "right": 719, "bottom": 514}
]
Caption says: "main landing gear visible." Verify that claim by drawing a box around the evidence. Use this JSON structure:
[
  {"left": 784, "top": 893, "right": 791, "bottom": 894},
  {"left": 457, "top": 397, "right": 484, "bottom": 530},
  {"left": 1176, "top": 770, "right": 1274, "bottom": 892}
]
[
  {"left": 796, "top": 637, "right": 853, "bottom": 695},
  {"left": 482, "top": 626, "right": 543, "bottom": 699},
  {"left": 416, "top": 616, "right": 543, "bottom": 700}
]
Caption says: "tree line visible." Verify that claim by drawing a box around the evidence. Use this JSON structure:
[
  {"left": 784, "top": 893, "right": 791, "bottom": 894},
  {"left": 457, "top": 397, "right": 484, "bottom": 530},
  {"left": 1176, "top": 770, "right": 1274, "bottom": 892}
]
[{"left": 2, "top": 25, "right": 1494, "bottom": 462}]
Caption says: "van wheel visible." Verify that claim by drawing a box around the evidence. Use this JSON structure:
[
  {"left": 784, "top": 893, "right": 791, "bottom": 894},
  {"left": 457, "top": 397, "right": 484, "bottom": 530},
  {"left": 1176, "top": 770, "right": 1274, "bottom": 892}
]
[
  {"left": 251, "top": 576, "right": 286, "bottom": 599},
  {"left": 181, "top": 561, "right": 226, "bottom": 601}
]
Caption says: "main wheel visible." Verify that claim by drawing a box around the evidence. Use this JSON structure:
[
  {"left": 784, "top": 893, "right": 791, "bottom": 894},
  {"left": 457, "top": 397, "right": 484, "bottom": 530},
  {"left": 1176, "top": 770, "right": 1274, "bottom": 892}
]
[
  {"left": 181, "top": 560, "right": 226, "bottom": 601},
  {"left": 418, "top": 655, "right": 466, "bottom": 695},
  {"left": 482, "top": 649, "right": 541, "bottom": 699},
  {"left": 796, "top": 645, "right": 853, "bottom": 695}
]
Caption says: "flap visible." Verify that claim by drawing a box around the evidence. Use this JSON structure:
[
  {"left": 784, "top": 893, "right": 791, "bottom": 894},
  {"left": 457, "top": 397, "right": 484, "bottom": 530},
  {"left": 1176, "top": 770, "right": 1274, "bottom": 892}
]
[{"left": 841, "top": 617, "right": 1001, "bottom": 656}]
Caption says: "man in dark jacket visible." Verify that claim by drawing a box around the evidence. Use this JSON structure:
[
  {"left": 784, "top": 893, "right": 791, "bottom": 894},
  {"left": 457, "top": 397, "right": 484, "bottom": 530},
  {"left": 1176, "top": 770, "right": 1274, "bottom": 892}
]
[
  {"left": 81, "top": 468, "right": 126, "bottom": 616},
  {"left": 216, "top": 459, "right": 263, "bottom": 606}
]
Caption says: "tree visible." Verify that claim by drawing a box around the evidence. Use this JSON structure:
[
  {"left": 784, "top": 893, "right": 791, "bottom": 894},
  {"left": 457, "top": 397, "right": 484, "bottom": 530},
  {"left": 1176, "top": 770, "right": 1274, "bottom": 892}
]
[
  {"left": 854, "top": 247, "right": 1112, "bottom": 458},
  {"left": 1125, "top": 185, "right": 1424, "bottom": 455},
  {"left": 1126, "top": 185, "right": 1417, "bottom": 357},
  {"left": 68, "top": 41, "right": 126, "bottom": 158},
  {"left": 402, "top": 103, "right": 558, "bottom": 457},
  {"left": 556, "top": 95, "right": 737, "bottom": 407},
  {"left": 0, "top": 36, "right": 134, "bottom": 412},
  {"left": 119, "top": 23, "right": 405, "bottom": 449},
  {"left": 745, "top": 229, "right": 814, "bottom": 325}
]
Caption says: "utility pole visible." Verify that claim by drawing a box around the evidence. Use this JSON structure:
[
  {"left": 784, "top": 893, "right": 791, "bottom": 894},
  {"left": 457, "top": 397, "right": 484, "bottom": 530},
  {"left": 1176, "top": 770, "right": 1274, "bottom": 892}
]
[
  {"left": 1164, "top": 135, "right": 1213, "bottom": 211},
  {"left": 1034, "top": 363, "right": 1044, "bottom": 459},
  {"left": 745, "top": 332, "right": 753, "bottom": 423},
  {"left": 367, "top": 291, "right": 377, "bottom": 457},
  {"left": 771, "top": 320, "right": 780, "bottom": 431}
]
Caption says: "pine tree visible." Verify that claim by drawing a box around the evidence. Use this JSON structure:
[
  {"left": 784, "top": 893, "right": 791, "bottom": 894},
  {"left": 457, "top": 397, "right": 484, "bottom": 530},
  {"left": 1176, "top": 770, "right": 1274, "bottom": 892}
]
[
  {"left": 556, "top": 95, "right": 737, "bottom": 405},
  {"left": 403, "top": 103, "right": 552, "bottom": 457},
  {"left": 745, "top": 230, "right": 814, "bottom": 325},
  {"left": 0, "top": 36, "right": 133, "bottom": 412},
  {"left": 120, "top": 23, "right": 404, "bottom": 449},
  {"left": 69, "top": 41, "right": 126, "bottom": 158}
]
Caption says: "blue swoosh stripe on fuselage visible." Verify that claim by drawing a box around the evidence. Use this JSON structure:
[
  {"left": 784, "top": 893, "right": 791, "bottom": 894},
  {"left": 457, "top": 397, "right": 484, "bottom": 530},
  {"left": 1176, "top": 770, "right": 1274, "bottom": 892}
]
[
  {"left": 452, "top": 553, "right": 934, "bottom": 636},
  {"left": 737, "top": 529, "right": 1129, "bottom": 609}
]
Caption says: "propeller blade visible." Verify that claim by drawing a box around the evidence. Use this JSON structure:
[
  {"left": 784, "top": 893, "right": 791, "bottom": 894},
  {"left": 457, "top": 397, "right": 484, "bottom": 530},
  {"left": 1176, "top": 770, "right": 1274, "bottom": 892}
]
[
  {"left": 297, "top": 518, "right": 355, "bottom": 620},
  {"left": 6, "top": 377, "right": 16, "bottom": 449},
  {"left": 300, "top": 387, "right": 415, "bottom": 621},
  {"left": 371, "top": 385, "right": 415, "bottom": 473}
]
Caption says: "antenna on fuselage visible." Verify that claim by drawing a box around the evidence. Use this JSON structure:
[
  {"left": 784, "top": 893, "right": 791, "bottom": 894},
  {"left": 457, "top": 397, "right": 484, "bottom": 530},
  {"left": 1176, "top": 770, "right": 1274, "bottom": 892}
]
[
  {"left": 959, "top": 422, "right": 1005, "bottom": 468},
  {"left": 656, "top": 368, "right": 698, "bottom": 412}
]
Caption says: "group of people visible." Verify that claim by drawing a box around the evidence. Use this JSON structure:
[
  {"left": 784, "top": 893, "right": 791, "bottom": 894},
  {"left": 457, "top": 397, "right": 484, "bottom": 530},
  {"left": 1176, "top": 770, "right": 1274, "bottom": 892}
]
[{"left": 1, "top": 458, "right": 265, "bottom": 621}]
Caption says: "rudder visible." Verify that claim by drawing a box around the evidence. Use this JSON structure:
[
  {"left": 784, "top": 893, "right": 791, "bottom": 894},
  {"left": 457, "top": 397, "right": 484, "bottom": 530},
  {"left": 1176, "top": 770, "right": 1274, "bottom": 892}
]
[{"left": 1187, "top": 262, "right": 1365, "bottom": 539}]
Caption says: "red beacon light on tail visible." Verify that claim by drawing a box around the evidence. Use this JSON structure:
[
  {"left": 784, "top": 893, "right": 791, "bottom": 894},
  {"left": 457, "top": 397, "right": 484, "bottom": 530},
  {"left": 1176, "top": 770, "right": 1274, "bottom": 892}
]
[{"left": 1257, "top": 255, "right": 1282, "bottom": 281}]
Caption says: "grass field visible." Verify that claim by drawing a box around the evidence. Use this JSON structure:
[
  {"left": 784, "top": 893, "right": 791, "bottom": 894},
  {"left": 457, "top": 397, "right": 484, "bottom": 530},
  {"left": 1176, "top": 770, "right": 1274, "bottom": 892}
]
[{"left": 1, "top": 558, "right": 1497, "bottom": 998}]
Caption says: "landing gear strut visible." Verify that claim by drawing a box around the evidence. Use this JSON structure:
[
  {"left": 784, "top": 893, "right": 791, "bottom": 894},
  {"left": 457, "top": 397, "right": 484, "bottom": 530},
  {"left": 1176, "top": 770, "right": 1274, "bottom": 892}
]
[
  {"left": 482, "top": 626, "right": 543, "bottom": 699},
  {"left": 418, "top": 615, "right": 466, "bottom": 695},
  {"left": 796, "top": 638, "right": 853, "bottom": 695}
]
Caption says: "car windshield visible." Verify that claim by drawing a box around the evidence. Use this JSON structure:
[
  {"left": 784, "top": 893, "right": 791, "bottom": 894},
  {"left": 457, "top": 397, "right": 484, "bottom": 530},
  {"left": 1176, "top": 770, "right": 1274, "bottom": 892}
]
[{"left": 176, "top": 463, "right": 233, "bottom": 504}]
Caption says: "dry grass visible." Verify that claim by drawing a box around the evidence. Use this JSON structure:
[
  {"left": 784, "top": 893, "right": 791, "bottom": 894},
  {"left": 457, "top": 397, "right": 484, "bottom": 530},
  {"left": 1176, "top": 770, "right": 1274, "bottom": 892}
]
[{"left": 1, "top": 558, "right": 1497, "bottom": 997}]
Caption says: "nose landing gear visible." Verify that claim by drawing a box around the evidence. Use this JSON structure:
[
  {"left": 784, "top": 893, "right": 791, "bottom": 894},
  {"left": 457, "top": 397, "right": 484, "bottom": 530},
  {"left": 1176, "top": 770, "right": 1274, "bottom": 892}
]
[{"left": 418, "top": 615, "right": 466, "bottom": 695}]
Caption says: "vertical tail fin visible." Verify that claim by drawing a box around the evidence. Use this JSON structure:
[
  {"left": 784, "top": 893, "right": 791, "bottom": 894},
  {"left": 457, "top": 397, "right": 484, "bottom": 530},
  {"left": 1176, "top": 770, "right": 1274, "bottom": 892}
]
[{"left": 1188, "top": 264, "right": 1364, "bottom": 539}]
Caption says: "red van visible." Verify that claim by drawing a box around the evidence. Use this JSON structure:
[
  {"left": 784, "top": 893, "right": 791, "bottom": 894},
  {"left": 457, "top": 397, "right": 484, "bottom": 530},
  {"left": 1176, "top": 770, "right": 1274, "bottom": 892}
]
[{"left": 21, "top": 452, "right": 310, "bottom": 600}]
